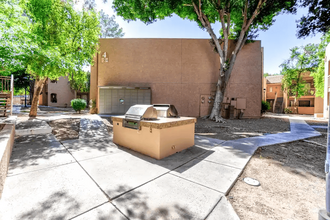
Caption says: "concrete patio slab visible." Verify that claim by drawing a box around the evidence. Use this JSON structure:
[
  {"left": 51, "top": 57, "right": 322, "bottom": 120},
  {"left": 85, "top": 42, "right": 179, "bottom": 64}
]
[
  {"left": 79, "top": 146, "right": 206, "bottom": 199},
  {"left": 79, "top": 117, "right": 110, "bottom": 140},
  {"left": 72, "top": 202, "right": 127, "bottom": 220},
  {"left": 112, "top": 174, "right": 223, "bottom": 220},
  {"left": 0, "top": 163, "right": 108, "bottom": 220},
  {"left": 170, "top": 159, "right": 242, "bottom": 194},
  {"left": 62, "top": 137, "right": 119, "bottom": 161},
  {"left": 15, "top": 119, "right": 52, "bottom": 136},
  {"left": 79, "top": 151, "right": 169, "bottom": 199},
  {"left": 195, "top": 135, "right": 226, "bottom": 149},
  {"left": 206, "top": 197, "right": 240, "bottom": 220},
  {"left": 197, "top": 144, "right": 252, "bottom": 169},
  {"left": 8, "top": 134, "right": 75, "bottom": 176}
]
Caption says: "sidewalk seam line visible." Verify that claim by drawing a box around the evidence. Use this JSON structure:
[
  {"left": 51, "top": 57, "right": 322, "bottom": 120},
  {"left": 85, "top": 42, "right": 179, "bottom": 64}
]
[{"left": 169, "top": 173, "right": 224, "bottom": 194}]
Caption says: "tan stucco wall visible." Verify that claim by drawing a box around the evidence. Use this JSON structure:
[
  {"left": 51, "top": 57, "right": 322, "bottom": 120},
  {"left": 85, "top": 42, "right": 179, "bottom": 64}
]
[
  {"left": 315, "top": 96, "right": 324, "bottom": 113},
  {"left": 266, "top": 83, "right": 283, "bottom": 99},
  {"left": 91, "top": 38, "right": 263, "bottom": 118},
  {"left": 0, "top": 124, "right": 15, "bottom": 198},
  {"left": 47, "top": 77, "right": 75, "bottom": 108}
]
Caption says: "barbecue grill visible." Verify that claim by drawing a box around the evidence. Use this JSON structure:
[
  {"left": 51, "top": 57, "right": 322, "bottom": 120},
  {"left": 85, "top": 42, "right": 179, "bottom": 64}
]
[
  {"left": 113, "top": 103, "right": 196, "bottom": 160},
  {"left": 123, "top": 105, "right": 157, "bottom": 129},
  {"left": 153, "top": 104, "right": 179, "bottom": 118}
]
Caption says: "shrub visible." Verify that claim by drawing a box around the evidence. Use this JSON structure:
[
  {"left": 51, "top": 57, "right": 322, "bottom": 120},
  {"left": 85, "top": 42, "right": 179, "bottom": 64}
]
[
  {"left": 89, "top": 99, "right": 98, "bottom": 114},
  {"left": 284, "top": 108, "right": 292, "bottom": 114},
  {"left": 261, "top": 101, "right": 271, "bottom": 111},
  {"left": 71, "top": 99, "right": 87, "bottom": 113}
]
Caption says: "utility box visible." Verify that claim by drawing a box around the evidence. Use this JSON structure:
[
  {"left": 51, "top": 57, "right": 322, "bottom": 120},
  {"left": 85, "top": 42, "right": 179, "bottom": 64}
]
[{"left": 237, "top": 98, "right": 247, "bottom": 110}]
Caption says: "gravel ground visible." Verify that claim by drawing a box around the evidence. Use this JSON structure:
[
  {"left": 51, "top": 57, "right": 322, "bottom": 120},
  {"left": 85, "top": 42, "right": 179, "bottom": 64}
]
[
  {"left": 48, "top": 119, "right": 80, "bottom": 141},
  {"left": 195, "top": 117, "right": 290, "bottom": 140}
]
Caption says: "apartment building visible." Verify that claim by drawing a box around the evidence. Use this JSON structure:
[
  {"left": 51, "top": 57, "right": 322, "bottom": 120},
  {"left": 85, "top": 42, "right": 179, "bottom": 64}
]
[
  {"left": 90, "top": 38, "right": 264, "bottom": 118},
  {"left": 265, "top": 73, "right": 323, "bottom": 115}
]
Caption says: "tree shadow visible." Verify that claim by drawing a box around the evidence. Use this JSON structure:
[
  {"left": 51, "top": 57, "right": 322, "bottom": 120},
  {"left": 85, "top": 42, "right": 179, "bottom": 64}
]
[
  {"left": 19, "top": 191, "right": 81, "bottom": 220},
  {"left": 8, "top": 134, "right": 71, "bottom": 175},
  {"left": 111, "top": 184, "right": 195, "bottom": 220},
  {"left": 255, "top": 140, "right": 326, "bottom": 179},
  {"left": 195, "top": 117, "right": 290, "bottom": 141}
]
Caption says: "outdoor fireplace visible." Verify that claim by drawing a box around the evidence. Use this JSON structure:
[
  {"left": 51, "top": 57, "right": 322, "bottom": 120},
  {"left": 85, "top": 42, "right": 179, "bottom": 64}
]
[{"left": 112, "top": 104, "right": 196, "bottom": 159}]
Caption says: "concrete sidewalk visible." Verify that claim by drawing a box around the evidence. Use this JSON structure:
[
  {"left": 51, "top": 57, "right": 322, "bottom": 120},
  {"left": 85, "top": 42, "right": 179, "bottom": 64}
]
[{"left": 0, "top": 118, "right": 320, "bottom": 219}]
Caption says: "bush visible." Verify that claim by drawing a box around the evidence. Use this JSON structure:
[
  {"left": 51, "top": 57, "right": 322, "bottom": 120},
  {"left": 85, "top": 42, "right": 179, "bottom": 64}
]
[
  {"left": 284, "top": 108, "right": 292, "bottom": 114},
  {"left": 261, "top": 101, "right": 271, "bottom": 111},
  {"left": 71, "top": 99, "right": 87, "bottom": 113}
]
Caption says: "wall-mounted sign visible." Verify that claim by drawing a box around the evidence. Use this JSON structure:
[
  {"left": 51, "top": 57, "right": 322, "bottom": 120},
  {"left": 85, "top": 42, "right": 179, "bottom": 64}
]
[{"left": 101, "top": 52, "right": 109, "bottom": 63}]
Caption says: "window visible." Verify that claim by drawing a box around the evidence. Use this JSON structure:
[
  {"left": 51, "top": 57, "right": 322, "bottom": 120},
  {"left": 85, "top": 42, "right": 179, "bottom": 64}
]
[
  {"left": 51, "top": 93, "right": 57, "bottom": 103},
  {"left": 50, "top": 79, "right": 57, "bottom": 83},
  {"left": 299, "top": 100, "right": 310, "bottom": 107},
  {"left": 269, "top": 87, "right": 273, "bottom": 92}
]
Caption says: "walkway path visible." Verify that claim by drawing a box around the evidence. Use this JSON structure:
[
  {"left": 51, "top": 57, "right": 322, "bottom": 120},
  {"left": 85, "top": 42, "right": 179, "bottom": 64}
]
[{"left": 0, "top": 117, "right": 321, "bottom": 219}]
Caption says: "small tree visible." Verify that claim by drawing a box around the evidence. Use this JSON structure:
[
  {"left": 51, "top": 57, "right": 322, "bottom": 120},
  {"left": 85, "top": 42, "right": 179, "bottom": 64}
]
[
  {"left": 19, "top": 0, "right": 100, "bottom": 117},
  {"left": 281, "top": 44, "right": 319, "bottom": 112}
]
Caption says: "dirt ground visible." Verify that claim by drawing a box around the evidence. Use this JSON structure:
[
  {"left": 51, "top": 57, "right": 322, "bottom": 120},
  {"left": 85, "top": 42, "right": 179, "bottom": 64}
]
[
  {"left": 223, "top": 119, "right": 327, "bottom": 220},
  {"left": 48, "top": 119, "right": 80, "bottom": 141},
  {"left": 195, "top": 117, "right": 290, "bottom": 140}
]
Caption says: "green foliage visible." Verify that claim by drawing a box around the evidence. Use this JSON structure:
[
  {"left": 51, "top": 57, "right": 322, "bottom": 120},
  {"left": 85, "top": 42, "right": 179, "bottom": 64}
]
[
  {"left": 71, "top": 98, "right": 87, "bottom": 113},
  {"left": 261, "top": 101, "right": 271, "bottom": 111},
  {"left": 0, "top": 0, "right": 36, "bottom": 73},
  {"left": 310, "top": 31, "right": 330, "bottom": 98},
  {"left": 297, "top": 0, "right": 330, "bottom": 38},
  {"left": 284, "top": 108, "right": 292, "bottom": 114},
  {"left": 112, "top": 0, "right": 296, "bottom": 41},
  {"left": 280, "top": 44, "right": 319, "bottom": 102},
  {"left": 1, "top": 0, "right": 100, "bottom": 84},
  {"left": 263, "top": 73, "right": 270, "bottom": 77}
]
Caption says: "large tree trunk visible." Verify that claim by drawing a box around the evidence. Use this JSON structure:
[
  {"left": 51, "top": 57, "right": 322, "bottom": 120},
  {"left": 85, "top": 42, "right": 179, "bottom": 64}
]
[
  {"left": 210, "top": 73, "right": 227, "bottom": 122},
  {"left": 29, "top": 78, "right": 47, "bottom": 117}
]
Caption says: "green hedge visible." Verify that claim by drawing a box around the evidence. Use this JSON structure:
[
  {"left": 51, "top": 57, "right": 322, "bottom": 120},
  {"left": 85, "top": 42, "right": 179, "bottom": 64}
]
[
  {"left": 71, "top": 99, "right": 87, "bottom": 113},
  {"left": 262, "top": 101, "right": 271, "bottom": 111}
]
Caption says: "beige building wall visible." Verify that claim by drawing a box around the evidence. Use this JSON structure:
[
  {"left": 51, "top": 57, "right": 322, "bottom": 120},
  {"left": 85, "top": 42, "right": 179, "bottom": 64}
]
[
  {"left": 47, "top": 77, "right": 75, "bottom": 108},
  {"left": 91, "top": 38, "right": 263, "bottom": 118}
]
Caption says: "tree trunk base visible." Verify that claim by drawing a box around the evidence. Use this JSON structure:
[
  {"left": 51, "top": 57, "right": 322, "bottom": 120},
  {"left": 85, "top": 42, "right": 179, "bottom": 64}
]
[{"left": 208, "top": 115, "right": 226, "bottom": 123}]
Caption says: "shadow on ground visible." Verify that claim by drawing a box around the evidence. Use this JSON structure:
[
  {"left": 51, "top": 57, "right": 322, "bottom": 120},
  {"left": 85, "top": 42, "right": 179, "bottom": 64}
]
[
  {"left": 111, "top": 185, "right": 194, "bottom": 220},
  {"left": 255, "top": 140, "right": 325, "bottom": 179},
  {"left": 19, "top": 192, "right": 80, "bottom": 219}
]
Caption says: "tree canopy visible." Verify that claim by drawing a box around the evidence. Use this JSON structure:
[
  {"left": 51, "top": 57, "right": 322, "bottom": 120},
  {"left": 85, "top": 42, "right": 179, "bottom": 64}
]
[
  {"left": 280, "top": 44, "right": 319, "bottom": 107},
  {"left": 310, "top": 31, "right": 330, "bottom": 98},
  {"left": 297, "top": 0, "right": 330, "bottom": 38},
  {"left": 0, "top": 0, "right": 101, "bottom": 116},
  {"left": 0, "top": 0, "right": 36, "bottom": 74},
  {"left": 112, "top": 0, "right": 297, "bottom": 121},
  {"left": 100, "top": 10, "right": 124, "bottom": 38}
]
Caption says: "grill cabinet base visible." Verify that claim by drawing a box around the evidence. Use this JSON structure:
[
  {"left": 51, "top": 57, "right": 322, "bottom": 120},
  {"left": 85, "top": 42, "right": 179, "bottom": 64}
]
[{"left": 112, "top": 116, "right": 196, "bottom": 160}]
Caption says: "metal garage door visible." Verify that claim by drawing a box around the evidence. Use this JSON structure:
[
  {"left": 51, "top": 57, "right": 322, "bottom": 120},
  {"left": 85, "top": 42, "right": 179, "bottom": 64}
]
[{"left": 99, "top": 87, "right": 151, "bottom": 114}]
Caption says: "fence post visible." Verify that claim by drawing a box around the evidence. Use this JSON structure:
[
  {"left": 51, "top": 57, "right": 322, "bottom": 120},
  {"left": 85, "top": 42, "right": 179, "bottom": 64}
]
[{"left": 10, "top": 74, "right": 13, "bottom": 116}]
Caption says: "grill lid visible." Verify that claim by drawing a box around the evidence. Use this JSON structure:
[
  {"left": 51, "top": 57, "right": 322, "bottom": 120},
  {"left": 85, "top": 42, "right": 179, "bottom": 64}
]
[
  {"left": 125, "top": 105, "right": 157, "bottom": 120},
  {"left": 153, "top": 104, "right": 179, "bottom": 118}
]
